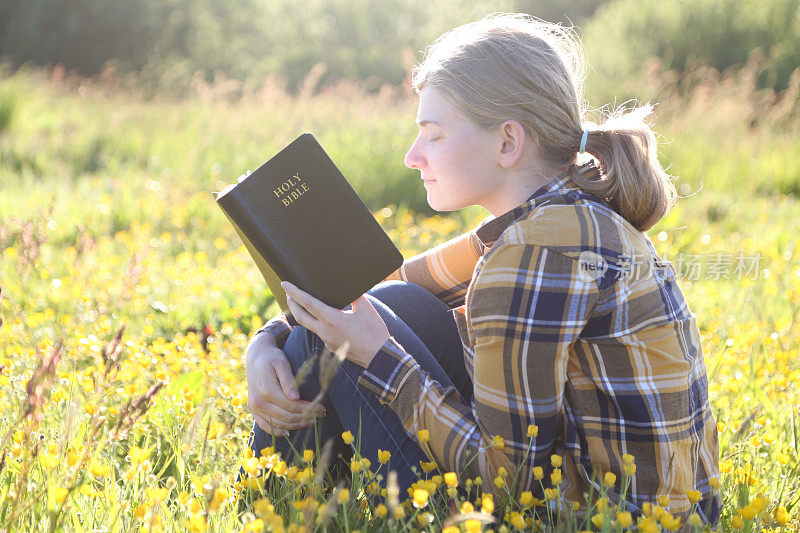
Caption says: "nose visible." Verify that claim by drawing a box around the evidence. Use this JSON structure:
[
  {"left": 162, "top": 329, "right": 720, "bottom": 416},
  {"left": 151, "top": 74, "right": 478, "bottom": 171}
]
[{"left": 404, "top": 135, "right": 425, "bottom": 170}]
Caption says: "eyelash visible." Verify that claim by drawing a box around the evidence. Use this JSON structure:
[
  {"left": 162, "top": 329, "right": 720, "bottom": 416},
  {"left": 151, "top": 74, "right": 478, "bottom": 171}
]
[{"left": 429, "top": 136, "right": 442, "bottom": 143}]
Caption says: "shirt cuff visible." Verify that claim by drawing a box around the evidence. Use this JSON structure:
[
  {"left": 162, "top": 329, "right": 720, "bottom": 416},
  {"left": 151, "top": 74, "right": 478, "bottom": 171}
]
[
  {"left": 357, "top": 336, "right": 419, "bottom": 404},
  {"left": 253, "top": 313, "right": 293, "bottom": 348}
]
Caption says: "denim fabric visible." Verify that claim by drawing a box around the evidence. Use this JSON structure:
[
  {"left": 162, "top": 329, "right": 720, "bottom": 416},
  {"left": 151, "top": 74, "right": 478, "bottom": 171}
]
[{"left": 246, "top": 280, "right": 471, "bottom": 495}]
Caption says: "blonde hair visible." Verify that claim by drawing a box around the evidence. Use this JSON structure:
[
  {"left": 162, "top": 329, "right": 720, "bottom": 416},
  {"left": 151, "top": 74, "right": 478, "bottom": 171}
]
[{"left": 411, "top": 13, "right": 675, "bottom": 232}]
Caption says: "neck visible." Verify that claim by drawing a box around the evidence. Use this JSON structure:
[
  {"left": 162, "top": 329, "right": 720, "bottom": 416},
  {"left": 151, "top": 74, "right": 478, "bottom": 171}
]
[{"left": 481, "top": 161, "right": 570, "bottom": 217}]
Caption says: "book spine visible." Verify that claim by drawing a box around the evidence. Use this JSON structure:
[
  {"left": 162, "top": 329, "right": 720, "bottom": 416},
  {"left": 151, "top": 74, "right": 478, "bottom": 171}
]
[{"left": 216, "top": 191, "right": 295, "bottom": 283}]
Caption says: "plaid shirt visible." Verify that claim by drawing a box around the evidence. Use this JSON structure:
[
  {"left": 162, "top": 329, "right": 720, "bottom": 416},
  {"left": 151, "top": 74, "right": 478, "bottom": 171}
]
[{"left": 255, "top": 163, "right": 720, "bottom": 522}]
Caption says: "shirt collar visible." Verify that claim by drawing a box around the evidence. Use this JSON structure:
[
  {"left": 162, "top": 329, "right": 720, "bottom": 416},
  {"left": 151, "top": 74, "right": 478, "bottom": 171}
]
[{"left": 473, "top": 161, "right": 601, "bottom": 249}]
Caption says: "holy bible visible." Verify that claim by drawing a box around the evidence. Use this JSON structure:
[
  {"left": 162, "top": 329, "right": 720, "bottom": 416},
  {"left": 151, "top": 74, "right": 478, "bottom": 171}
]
[{"left": 213, "top": 133, "right": 404, "bottom": 320}]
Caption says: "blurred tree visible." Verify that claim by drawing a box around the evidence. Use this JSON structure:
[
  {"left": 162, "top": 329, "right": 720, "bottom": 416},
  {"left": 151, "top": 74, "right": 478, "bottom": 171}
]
[
  {"left": 583, "top": 0, "right": 800, "bottom": 92},
  {"left": 0, "top": 0, "right": 156, "bottom": 73}
]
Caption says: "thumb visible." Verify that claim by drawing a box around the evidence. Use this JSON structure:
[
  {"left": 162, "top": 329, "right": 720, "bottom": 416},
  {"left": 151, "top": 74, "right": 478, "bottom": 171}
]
[{"left": 273, "top": 357, "right": 300, "bottom": 400}]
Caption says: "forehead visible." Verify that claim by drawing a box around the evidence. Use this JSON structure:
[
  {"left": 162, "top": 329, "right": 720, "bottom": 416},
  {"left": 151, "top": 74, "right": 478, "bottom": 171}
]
[{"left": 415, "top": 87, "right": 460, "bottom": 126}]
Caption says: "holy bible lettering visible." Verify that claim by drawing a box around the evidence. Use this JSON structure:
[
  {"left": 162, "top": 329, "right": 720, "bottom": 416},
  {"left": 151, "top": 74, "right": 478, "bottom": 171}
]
[
  {"left": 214, "top": 132, "right": 404, "bottom": 313},
  {"left": 273, "top": 173, "right": 310, "bottom": 206}
]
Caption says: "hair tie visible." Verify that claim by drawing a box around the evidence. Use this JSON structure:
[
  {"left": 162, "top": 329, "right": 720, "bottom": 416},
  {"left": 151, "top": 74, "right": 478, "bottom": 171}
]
[{"left": 578, "top": 129, "right": 589, "bottom": 153}]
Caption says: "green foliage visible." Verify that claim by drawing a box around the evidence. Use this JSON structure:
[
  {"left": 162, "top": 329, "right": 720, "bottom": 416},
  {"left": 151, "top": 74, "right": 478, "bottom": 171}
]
[
  {"left": 583, "top": 0, "right": 800, "bottom": 92},
  {"left": 0, "top": 0, "right": 604, "bottom": 91},
  {"left": 0, "top": 89, "right": 13, "bottom": 133}
]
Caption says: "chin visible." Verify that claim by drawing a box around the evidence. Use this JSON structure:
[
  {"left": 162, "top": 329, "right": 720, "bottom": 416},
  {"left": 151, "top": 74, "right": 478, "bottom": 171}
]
[{"left": 426, "top": 197, "right": 461, "bottom": 212}]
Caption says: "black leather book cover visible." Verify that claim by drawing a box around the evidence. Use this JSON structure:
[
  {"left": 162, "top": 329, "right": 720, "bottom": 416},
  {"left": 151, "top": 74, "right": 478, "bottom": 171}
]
[{"left": 213, "top": 132, "right": 404, "bottom": 312}]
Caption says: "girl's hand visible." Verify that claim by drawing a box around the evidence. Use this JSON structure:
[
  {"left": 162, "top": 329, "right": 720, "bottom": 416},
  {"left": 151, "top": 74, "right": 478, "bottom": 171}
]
[
  {"left": 245, "top": 333, "right": 326, "bottom": 436},
  {"left": 281, "top": 281, "right": 390, "bottom": 368}
]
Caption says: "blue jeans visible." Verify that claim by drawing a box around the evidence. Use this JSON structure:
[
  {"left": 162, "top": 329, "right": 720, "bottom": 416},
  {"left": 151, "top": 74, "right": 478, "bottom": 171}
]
[{"left": 247, "top": 280, "right": 472, "bottom": 495}]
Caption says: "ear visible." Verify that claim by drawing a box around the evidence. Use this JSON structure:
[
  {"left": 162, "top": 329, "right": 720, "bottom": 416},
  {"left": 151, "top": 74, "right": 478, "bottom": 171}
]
[{"left": 496, "top": 120, "right": 528, "bottom": 169}]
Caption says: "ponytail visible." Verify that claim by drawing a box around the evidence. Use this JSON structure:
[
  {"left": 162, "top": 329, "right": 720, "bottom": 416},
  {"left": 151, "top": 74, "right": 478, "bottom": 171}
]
[{"left": 570, "top": 104, "right": 676, "bottom": 232}]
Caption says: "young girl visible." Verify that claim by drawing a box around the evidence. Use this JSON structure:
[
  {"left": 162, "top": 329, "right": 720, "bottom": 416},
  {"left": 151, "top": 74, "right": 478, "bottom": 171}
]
[{"left": 245, "top": 13, "right": 719, "bottom": 524}]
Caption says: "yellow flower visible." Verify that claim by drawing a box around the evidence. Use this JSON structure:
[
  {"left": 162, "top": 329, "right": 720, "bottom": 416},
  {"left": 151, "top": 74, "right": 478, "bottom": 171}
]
[
  {"left": 492, "top": 435, "right": 505, "bottom": 449},
  {"left": 341, "top": 431, "right": 354, "bottom": 444},
  {"left": 460, "top": 501, "right": 474, "bottom": 514},
  {"left": 464, "top": 519, "right": 481, "bottom": 533},
  {"left": 375, "top": 503, "right": 387, "bottom": 518},
  {"left": 604, "top": 472, "right": 616, "bottom": 486},
  {"left": 350, "top": 459, "right": 363, "bottom": 473},
  {"left": 774, "top": 505, "right": 789, "bottom": 525},
  {"left": 543, "top": 488, "right": 559, "bottom": 500},
  {"left": 337, "top": 488, "right": 350, "bottom": 504},
  {"left": 417, "top": 429, "right": 430, "bottom": 443},
  {"left": 519, "top": 491, "right": 533, "bottom": 507},
  {"left": 420, "top": 460, "right": 437, "bottom": 473},
  {"left": 731, "top": 515, "right": 744, "bottom": 530},
  {"left": 616, "top": 511, "right": 633, "bottom": 528},
  {"left": 510, "top": 511, "right": 526, "bottom": 529},
  {"left": 533, "top": 466, "right": 544, "bottom": 480},
  {"left": 90, "top": 461, "right": 111, "bottom": 478},
  {"left": 550, "top": 454, "right": 562, "bottom": 468},
  {"left": 709, "top": 477, "right": 720, "bottom": 490},
  {"left": 494, "top": 476, "right": 505, "bottom": 489},
  {"left": 739, "top": 503, "right": 758, "bottom": 520},
  {"left": 244, "top": 519, "right": 264, "bottom": 532},
  {"left": 550, "top": 468, "right": 562, "bottom": 486},
  {"left": 481, "top": 493, "right": 494, "bottom": 514},
  {"left": 67, "top": 450, "right": 79, "bottom": 467},
  {"left": 622, "top": 453, "right": 635, "bottom": 465},
  {"left": 412, "top": 489, "right": 429, "bottom": 508},
  {"left": 260, "top": 446, "right": 274, "bottom": 457},
  {"left": 597, "top": 497, "right": 609, "bottom": 511},
  {"left": 752, "top": 493, "right": 769, "bottom": 512},
  {"left": 13, "top": 430, "right": 25, "bottom": 444},
  {"left": 53, "top": 486, "right": 69, "bottom": 505},
  {"left": 272, "top": 460, "right": 287, "bottom": 477},
  {"left": 657, "top": 494, "right": 670, "bottom": 507},
  {"left": 377, "top": 449, "right": 391, "bottom": 464},
  {"left": 686, "top": 489, "right": 702, "bottom": 504},
  {"left": 442, "top": 527, "right": 459, "bottom": 533},
  {"left": 688, "top": 513, "right": 703, "bottom": 528},
  {"left": 303, "top": 449, "right": 314, "bottom": 463},
  {"left": 527, "top": 424, "right": 538, "bottom": 438},
  {"left": 623, "top": 463, "right": 637, "bottom": 476},
  {"left": 444, "top": 472, "right": 458, "bottom": 488},
  {"left": 40, "top": 452, "right": 59, "bottom": 470},
  {"left": 591, "top": 513, "right": 604, "bottom": 528},
  {"left": 416, "top": 512, "right": 433, "bottom": 526},
  {"left": 661, "top": 513, "right": 681, "bottom": 531}
]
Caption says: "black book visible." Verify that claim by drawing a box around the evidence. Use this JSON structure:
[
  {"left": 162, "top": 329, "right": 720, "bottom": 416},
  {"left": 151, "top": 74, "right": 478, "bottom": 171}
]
[{"left": 213, "top": 133, "right": 404, "bottom": 319}]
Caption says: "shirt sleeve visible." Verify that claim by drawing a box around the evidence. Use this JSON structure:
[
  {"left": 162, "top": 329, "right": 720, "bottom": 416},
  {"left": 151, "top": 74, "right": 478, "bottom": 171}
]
[
  {"left": 382, "top": 227, "right": 486, "bottom": 308},
  {"left": 252, "top": 312, "right": 293, "bottom": 348},
  {"left": 358, "top": 243, "right": 600, "bottom": 496}
]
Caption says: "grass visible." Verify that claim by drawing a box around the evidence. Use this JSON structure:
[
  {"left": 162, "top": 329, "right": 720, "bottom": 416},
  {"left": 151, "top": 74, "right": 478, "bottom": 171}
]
[{"left": 0, "top": 59, "right": 799, "bottom": 531}]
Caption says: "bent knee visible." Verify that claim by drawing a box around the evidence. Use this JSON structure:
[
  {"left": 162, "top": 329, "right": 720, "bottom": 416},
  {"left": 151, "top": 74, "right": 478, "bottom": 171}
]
[
  {"left": 368, "top": 280, "right": 439, "bottom": 304},
  {"left": 282, "top": 325, "right": 325, "bottom": 372}
]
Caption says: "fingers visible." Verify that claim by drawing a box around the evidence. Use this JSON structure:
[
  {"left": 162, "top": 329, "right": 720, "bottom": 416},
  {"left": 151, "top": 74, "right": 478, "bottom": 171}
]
[
  {"left": 285, "top": 295, "right": 321, "bottom": 334},
  {"left": 274, "top": 356, "right": 300, "bottom": 401},
  {"left": 251, "top": 402, "right": 326, "bottom": 435},
  {"left": 282, "top": 282, "right": 334, "bottom": 325}
]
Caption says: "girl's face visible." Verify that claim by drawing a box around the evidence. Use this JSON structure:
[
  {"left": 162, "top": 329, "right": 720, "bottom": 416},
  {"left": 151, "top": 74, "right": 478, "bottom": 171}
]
[{"left": 404, "top": 87, "right": 504, "bottom": 213}]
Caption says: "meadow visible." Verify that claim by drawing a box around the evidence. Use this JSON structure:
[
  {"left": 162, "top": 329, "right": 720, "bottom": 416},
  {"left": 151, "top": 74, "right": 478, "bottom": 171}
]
[{"left": 0, "top": 59, "right": 799, "bottom": 531}]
